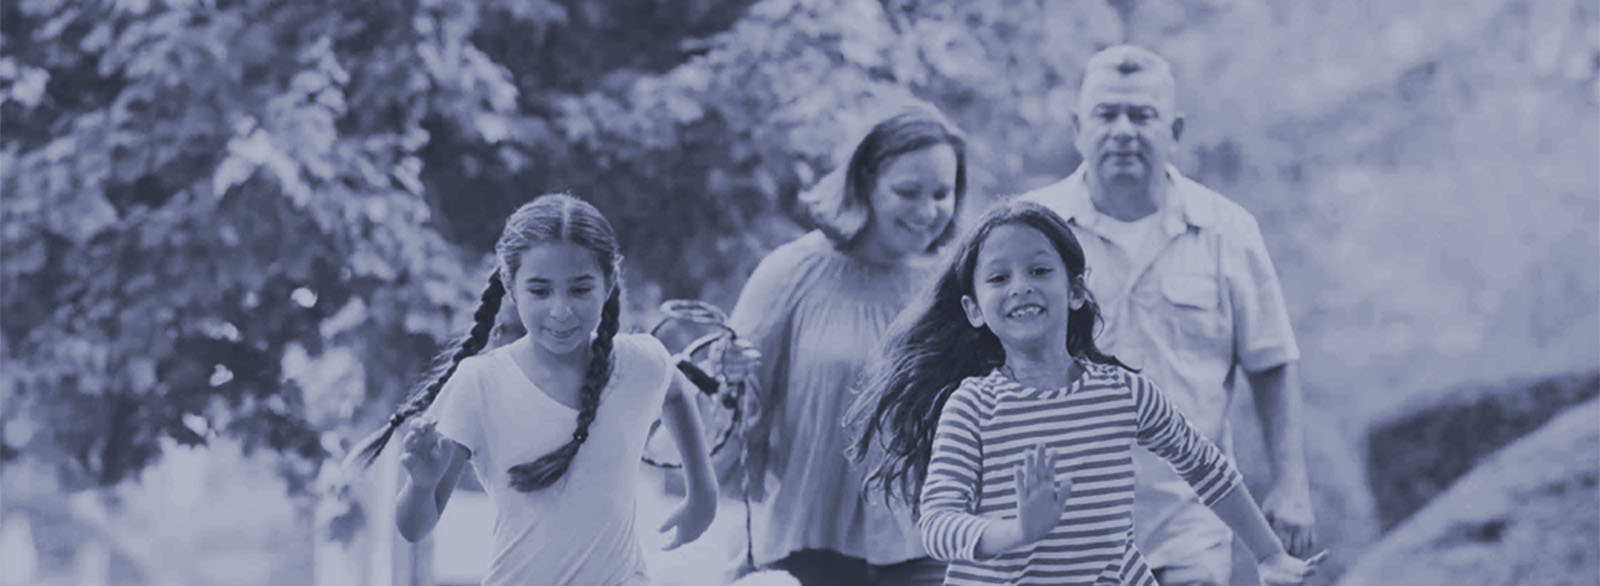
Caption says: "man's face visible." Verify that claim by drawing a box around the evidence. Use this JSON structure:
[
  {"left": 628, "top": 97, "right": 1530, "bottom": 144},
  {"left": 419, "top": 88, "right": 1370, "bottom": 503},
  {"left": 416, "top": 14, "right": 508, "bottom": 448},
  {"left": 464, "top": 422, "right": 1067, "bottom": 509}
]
[{"left": 1073, "top": 72, "right": 1181, "bottom": 189}]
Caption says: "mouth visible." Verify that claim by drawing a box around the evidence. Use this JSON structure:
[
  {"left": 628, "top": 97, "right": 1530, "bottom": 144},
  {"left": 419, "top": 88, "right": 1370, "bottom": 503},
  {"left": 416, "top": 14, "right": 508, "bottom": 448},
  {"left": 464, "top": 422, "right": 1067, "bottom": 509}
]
[
  {"left": 546, "top": 325, "right": 582, "bottom": 340},
  {"left": 1005, "top": 304, "right": 1045, "bottom": 319},
  {"left": 896, "top": 219, "right": 938, "bottom": 245}
]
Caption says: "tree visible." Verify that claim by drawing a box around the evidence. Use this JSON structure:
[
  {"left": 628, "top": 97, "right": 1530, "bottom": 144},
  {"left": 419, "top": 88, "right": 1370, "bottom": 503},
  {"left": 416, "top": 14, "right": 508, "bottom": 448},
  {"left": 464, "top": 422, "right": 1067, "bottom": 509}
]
[
  {"left": 0, "top": 0, "right": 1129, "bottom": 499},
  {"left": 0, "top": 0, "right": 512, "bottom": 493}
]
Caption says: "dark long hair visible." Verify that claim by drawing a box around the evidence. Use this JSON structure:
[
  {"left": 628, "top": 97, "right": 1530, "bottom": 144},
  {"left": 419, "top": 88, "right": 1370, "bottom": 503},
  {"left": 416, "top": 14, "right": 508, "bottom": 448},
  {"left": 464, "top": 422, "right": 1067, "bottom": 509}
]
[
  {"left": 846, "top": 200, "right": 1131, "bottom": 511},
  {"left": 349, "top": 193, "right": 624, "bottom": 492}
]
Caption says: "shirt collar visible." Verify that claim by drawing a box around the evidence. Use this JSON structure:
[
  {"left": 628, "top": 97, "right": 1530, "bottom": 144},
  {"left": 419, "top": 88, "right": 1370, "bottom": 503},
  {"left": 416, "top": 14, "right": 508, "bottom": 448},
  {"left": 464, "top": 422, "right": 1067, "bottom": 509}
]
[{"left": 1051, "top": 164, "right": 1217, "bottom": 235}]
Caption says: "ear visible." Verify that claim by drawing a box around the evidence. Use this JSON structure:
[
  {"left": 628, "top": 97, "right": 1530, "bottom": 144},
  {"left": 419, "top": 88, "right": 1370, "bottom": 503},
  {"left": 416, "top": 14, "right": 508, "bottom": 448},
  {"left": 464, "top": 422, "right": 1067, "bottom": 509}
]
[
  {"left": 1170, "top": 114, "right": 1185, "bottom": 143},
  {"left": 497, "top": 286, "right": 520, "bottom": 319},
  {"left": 1069, "top": 278, "right": 1088, "bottom": 311},
  {"left": 490, "top": 292, "right": 524, "bottom": 347},
  {"left": 1070, "top": 111, "right": 1082, "bottom": 136},
  {"left": 960, "top": 294, "right": 985, "bottom": 328}
]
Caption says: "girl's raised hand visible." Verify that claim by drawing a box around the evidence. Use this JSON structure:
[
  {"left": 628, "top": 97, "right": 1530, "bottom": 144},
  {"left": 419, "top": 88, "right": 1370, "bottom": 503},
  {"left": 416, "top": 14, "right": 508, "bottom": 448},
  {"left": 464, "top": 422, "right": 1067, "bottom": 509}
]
[
  {"left": 1258, "top": 549, "right": 1326, "bottom": 586},
  {"left": 1014, "top": 444, "right": 1071, "bottom": 546},
  {"left": 399, "top": 418, "right": 451, "bottom": 487}
]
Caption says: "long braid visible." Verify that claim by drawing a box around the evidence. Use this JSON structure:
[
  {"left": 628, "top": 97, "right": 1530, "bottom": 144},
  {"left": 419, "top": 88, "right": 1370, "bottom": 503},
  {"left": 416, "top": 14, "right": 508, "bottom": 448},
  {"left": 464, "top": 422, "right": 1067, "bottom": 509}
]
[
  {"left": 507, "top": 287, "right": 621, "bottom": 491},
  {"left": 348, "top": 271, "right": 505, "bottom": 468}
]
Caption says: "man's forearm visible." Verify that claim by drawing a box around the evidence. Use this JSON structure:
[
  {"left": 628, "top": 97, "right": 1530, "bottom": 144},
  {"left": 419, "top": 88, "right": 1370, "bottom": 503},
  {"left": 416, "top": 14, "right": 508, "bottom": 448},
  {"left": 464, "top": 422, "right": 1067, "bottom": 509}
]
[{"left": 1246, "top": 363, "right": 1309, "bottom": 489}]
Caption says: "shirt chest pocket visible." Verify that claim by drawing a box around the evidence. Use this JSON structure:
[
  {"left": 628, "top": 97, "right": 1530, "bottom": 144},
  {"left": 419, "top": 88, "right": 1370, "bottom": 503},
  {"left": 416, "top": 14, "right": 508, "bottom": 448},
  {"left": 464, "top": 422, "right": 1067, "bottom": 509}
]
[{"left": 1159, "top": 274, "right": 1227, "bottom": 348}]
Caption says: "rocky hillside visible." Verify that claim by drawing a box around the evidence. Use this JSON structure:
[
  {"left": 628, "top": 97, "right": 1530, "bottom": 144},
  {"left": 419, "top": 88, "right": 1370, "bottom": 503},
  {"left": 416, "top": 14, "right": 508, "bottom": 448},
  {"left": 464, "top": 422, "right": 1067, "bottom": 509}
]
[{"left": 1334, "top": 398, "right": 1600, "bottom": 586}]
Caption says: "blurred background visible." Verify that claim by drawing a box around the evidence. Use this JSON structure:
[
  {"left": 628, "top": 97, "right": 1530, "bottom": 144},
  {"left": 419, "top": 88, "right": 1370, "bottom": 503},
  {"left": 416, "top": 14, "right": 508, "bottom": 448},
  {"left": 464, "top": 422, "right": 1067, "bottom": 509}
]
[{"left": 1, "top": 0, "right": 1596, "bottom": 584}]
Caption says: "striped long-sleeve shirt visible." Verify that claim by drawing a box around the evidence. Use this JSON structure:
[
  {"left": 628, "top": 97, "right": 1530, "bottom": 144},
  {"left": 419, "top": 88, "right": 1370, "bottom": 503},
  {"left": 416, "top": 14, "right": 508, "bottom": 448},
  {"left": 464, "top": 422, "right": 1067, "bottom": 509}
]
[{"left": 917, "top": 361, "right": 1245, "bottom": 585}]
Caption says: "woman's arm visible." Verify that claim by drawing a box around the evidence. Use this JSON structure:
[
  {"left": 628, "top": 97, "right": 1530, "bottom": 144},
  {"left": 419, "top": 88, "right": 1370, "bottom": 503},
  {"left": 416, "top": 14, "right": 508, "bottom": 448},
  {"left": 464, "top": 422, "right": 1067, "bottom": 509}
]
[{"left": 725, "top": 242, "right": 813, "bottom": 492}]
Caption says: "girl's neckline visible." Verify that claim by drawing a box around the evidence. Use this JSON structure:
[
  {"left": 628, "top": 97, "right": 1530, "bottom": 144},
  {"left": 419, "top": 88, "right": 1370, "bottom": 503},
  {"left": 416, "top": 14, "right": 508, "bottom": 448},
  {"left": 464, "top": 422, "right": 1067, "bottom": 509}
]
[
  {"left": 997, "top": 357, "right": 1089, "bottom": 395},
  {"left": 498, "top": 339, "right": 586, "bottom": 412}
]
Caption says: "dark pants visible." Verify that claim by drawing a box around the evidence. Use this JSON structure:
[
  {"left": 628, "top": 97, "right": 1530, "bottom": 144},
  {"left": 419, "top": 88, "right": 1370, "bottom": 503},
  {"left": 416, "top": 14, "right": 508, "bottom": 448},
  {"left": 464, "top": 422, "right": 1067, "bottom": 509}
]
[{"left": 770, "top": 549, "right": 946, "bottom": 586}]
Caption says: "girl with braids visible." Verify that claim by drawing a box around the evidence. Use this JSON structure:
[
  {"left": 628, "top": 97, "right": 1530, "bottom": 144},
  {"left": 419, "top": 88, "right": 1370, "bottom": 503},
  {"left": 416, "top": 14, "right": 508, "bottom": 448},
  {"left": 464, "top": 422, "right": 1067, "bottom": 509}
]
[
  {"left": 349, "top": 193, "right": 746, "bottom": 586},
  {"left": 846, "top": 201, "right": 1323, "bottom": 585}
]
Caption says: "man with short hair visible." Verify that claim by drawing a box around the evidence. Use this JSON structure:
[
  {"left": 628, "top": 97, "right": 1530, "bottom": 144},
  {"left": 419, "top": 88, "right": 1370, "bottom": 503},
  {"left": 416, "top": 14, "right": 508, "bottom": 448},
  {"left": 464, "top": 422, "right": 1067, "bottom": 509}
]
[{"left": 1019, "top": 45, "right": 1317, "bottom": 586}]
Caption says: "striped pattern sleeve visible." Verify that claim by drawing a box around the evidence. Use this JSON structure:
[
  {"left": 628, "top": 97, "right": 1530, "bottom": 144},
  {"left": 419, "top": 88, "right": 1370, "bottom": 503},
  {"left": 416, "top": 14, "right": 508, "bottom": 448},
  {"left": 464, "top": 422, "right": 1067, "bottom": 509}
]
[
  {"left": 917, "top": 378, "right": 994, "bottom": 562},
  {"left": 1128, "top": 373, "right": 1244, "bottom": 506}
]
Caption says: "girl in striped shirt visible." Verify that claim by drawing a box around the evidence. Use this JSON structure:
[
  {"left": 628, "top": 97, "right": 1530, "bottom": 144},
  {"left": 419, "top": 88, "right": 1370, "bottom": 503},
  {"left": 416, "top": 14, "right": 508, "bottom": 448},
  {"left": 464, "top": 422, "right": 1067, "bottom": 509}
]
[{"left": 848, "top": 201, "right": 1322, "bottom": 585}]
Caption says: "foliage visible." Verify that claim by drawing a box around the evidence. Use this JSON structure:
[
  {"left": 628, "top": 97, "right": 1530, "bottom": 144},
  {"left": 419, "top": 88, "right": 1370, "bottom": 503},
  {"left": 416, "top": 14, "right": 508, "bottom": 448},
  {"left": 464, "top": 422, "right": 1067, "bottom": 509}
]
[
  {"left": 0, "top": 4, "right": 1595, "bottom": 585},
  {"left": 0, "top": 0, "right": 1133, "bottom": 493},
  {"left": 1, "top": 0, "right": 507, "bottom": 491}
]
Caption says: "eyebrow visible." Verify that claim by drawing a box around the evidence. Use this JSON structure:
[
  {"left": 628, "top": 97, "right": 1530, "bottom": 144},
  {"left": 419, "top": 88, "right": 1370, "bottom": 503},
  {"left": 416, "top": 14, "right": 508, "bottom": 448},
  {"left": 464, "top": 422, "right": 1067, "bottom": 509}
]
[
  {"left": 893, "top": 179, "right": 948, "bottom": 191},
  {"left": 1031, "top": 249, "right": 1062, "bottom": 262},
  {"left": 523, "top": 275, "right": 600, "bottom": 285},
  {"left": 1092, "top": 103, "right": 1158, "bottom": 111}
]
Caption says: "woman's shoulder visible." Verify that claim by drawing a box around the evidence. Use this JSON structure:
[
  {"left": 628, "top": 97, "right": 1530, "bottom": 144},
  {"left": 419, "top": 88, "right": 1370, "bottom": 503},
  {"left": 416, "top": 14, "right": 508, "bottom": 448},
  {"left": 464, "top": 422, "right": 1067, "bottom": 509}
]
[
  {"left": 736, "top": 231, "right": 846, "bottom": 305},
  {"left": 756, "top": 231, "right": 838, "bottom": 272}
]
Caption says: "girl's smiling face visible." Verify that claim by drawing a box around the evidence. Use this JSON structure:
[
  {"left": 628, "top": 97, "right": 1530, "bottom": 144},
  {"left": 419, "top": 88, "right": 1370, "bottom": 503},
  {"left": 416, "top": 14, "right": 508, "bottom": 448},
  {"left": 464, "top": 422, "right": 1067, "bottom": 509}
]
[
  {"left": 960, "top": 223, "right": 1083, "bottom": 356},
  {"left": 508, "top": 242, "right": 609, "bottom": 359}
]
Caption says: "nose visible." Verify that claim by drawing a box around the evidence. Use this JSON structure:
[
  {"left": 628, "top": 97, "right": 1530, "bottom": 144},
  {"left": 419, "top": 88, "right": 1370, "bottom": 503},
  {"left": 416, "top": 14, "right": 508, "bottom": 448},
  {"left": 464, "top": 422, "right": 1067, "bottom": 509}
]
[
  {"left": 549, "top": 299, "right": 576, "bottom": 320},
  {"left": 917, "top": 199, "right": 943, "bottom": 226},
  {"left": 1109, "top": 113, "right": 1137, "bottom": 141}
]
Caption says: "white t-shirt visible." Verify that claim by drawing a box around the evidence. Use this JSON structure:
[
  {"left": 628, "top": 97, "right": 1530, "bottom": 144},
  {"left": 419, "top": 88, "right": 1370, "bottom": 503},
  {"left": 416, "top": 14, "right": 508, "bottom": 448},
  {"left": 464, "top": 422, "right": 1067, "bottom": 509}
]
[
  {"left": 430, "top": 333, "right": 674, "bottom": 586},
  {"left": 1089, "top": 204, "right": 1167, "bottom": 271}
]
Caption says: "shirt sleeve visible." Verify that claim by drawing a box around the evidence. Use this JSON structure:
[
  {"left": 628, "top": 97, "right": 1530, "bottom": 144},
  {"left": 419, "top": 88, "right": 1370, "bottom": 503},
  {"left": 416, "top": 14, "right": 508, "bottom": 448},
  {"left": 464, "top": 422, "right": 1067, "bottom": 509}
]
[
  {"left": 726, "top": 237, "right": 817, "bottom": 421},
  {"left": 917, "top": 379, "right": 995, "bottom": 562},
  {"left": 1130, "top": 373, "right": 1244, "bottom": 506},
  {"left": 1224, "top": 215, "right": 1301, "bottom": 373},
  {"left": 427, "top": 355, "right": 488, "bottom": 458},
  {"left": 628, "top": 333, "right": 675, "bottom": 409}
]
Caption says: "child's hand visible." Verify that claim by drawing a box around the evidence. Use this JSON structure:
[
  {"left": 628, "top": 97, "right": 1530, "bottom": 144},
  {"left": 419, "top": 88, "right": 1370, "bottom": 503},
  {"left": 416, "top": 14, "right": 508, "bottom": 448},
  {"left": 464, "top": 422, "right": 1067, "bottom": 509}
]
[
  {"left": 658, "top": 489, "right": 718, "bottom": 550},
  {"left": 398, "top": 419, "right": 450, "bottom": 487},
  {"left": 1014, "top": 444, "right": 1071, "bottom": 546},
  {"left": 1258, "top": 549, "right": 1325, "bottom": 585}
]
